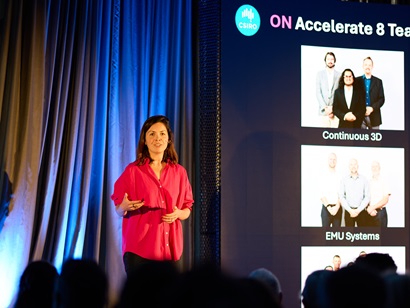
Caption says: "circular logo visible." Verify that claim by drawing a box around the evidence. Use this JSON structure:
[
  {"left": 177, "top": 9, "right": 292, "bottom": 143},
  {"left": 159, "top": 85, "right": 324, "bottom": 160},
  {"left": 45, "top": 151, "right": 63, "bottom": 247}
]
[{"left": 235, "top": 5, "right": 261, "bottom": 36}]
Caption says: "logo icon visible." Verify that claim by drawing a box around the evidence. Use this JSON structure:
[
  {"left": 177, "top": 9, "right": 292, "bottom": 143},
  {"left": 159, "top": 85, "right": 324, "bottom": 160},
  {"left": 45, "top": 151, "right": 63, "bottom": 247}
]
[{"left": 235, "top": 5, "right": 260, "bottom": 36}]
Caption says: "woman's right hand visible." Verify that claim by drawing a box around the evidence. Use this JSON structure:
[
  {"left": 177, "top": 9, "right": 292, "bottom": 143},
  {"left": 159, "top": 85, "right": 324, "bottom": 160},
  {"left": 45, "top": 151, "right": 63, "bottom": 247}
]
[{"left": 116, "top": 193, "right": 144, "bottom": 217}]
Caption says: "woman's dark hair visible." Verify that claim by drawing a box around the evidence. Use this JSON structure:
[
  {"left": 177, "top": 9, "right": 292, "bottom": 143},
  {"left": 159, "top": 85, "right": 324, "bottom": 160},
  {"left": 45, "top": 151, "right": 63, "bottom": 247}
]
[
  {"left": 338, "top": 68, "right": 356, "bottom": 88},
  {"left": 136, "top": 115, "right": 178, "bottom": 165}
]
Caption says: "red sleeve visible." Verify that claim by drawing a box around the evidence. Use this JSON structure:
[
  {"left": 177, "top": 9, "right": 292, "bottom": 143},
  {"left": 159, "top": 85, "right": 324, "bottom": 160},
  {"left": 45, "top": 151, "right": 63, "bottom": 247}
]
[{"left": 111, "top": 165, "right": 132, "bottom": 205}]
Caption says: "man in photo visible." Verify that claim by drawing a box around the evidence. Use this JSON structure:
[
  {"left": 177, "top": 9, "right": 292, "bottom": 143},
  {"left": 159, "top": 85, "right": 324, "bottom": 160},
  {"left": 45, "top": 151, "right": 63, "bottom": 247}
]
[
  {"left": 316, "top": 52, "right": 341, "bottom": 128},
  {"left": 366, "top": 160, "right": 391, "bottom": 227},
  {"left": 339, "top": 158, "right": 370, "bottom": 227},
  {"left": 332, "top": 254, "right": 342, "bottom": 271},
  {"left": 320, "top": 152, "right": 342, "bottom": 227},
  {"left": 358, "top": 57, "right": 385, "bottom": 130}
]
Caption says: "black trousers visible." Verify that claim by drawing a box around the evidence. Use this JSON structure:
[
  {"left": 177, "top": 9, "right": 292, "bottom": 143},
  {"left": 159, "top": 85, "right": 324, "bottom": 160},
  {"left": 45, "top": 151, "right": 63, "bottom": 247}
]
[
  {"left": 344, "top": 209, "right": 370, "bottom": 227},
  {"left": 123, "top": 252, "right": 152, "bottom": 276},
  {"left": 366, "top": 207, "right": 388, "bottom": 227},
  {"left": 321, "top": 204, "right": 342, "bottom": 227},
  {"left": 123, "top": 252, "right": 181, "bottom": 277}
]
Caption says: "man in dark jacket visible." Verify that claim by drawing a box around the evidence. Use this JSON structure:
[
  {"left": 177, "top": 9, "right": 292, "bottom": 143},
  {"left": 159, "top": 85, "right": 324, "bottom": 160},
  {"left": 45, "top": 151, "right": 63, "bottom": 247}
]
[{"left": 358, "top": 56, "right": 385, "bottom": 130}]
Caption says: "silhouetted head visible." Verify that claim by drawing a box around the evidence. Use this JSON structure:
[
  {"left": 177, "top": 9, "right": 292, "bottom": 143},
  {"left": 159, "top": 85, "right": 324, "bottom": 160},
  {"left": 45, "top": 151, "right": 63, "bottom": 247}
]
[
  {"left": 54, "top": 258, "right": 108, "bottom": 308},
  {"left": 324, "top": 264, "right": 386, "bottom": 308},
  {"left": 354, "top": 252, "right": 397, "bottom": 276},
  {"left": 249, "top": 267, "right": 282, "bottom": 305},
  {"left": 302, "top": 269, "right": 333, "bottom": 308},
  {"left": 15, "top": 260, "right": 58, "bottom": 308}
]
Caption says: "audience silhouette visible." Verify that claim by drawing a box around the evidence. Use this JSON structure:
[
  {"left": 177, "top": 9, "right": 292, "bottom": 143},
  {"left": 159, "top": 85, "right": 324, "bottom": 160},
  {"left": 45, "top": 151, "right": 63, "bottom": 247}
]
[
  {"left": 14, "top": 260, "right": 58, "bottom": 308},
  {"left": 324, "top": 264, "right": 386, "bottom": 308},
  {"left": 115, "top": 260, "right": 179, "bottom": 308},
  {"left": 384, "top": 272, "right": 410, "bottom": 307},
  {"left": 53, "top": 258, "right": 108, "bottom": 308},
  {"left": 13, "top": 252, "right": 408, "bottom": 308},
  {"left": 248, "top": 267, "right": 283, "bottom": 306},
  {"left": 353, "top": 252, "right": 397, "bottom": 276},
  {"left": 301, "top": 269, "right": 333, "bottom": 308},
  {"left": 161, "top": 262, "right": 280, "bottom": 307}
]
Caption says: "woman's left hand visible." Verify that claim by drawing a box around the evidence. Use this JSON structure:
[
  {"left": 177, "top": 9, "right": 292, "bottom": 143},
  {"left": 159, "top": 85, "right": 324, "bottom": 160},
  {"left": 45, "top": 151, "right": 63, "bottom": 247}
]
[{"left": 162, "top": 206, "right": 179, "bottom": 224}]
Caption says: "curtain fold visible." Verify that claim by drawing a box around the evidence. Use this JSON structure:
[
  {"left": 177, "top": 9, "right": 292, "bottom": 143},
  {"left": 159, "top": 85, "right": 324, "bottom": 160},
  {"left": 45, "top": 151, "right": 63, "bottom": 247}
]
[{"left": 0, "top": 0, "right": 193, "bottom": 307}]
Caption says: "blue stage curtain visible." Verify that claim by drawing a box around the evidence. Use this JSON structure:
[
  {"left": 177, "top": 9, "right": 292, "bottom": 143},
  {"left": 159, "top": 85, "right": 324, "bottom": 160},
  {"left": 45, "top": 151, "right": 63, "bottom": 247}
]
[{"left": 0, "top": 0, "right": 193, "bottom": 306}]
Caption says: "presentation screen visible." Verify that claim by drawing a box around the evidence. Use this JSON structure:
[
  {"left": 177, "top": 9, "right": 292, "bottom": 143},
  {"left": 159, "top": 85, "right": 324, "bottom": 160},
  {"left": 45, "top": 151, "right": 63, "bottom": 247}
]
[{"left": 221, "top": 1, "right": 409, "bottom": 306}]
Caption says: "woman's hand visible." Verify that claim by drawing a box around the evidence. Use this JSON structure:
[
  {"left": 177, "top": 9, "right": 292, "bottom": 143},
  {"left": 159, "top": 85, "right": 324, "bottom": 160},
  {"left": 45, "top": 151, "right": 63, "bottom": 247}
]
[
  {"left": 162, "top": 206, "right": 191, "bottom": 224},
  {"left": 162, "top": 206, "right": 180, "bottom": 224},
  {"left": 115, "top": 193, "right": 144, "bottom": 217}
]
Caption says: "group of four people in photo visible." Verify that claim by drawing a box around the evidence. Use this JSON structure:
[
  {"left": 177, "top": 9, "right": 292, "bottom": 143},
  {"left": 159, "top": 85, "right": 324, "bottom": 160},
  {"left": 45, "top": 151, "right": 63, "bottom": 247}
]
[{"left": 316, "top": 51, "right": 385, "bottom": 129}]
